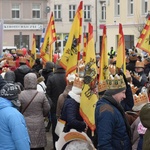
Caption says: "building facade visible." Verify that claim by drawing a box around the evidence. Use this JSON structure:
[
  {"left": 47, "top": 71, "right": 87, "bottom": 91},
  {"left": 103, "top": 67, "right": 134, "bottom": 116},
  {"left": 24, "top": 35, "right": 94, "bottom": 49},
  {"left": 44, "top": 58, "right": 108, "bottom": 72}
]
[
  {"left": 48, "top": 0, "right": 98, "bottom": 54},
  {"left": 0, "top": 0, "right": 106, "bottom": 55},
  {"left": 1, "top": 0, "right": 148, "bottom": 56},
  {"left": 106, "top": 0, "right": 149, "bottom": 52},
  {"left": 0, "top": 0, "right": 48, "bottom": 53}
]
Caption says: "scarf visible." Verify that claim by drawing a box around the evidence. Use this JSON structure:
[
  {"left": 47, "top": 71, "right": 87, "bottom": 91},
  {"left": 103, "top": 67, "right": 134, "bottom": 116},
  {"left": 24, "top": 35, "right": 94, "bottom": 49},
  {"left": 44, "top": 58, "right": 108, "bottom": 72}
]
[
  {"left": 102, "top": 92, "right": 131, "bottom": 140},
  {"left": 68, "top": 91, "right": 80, "bottom": 103}
]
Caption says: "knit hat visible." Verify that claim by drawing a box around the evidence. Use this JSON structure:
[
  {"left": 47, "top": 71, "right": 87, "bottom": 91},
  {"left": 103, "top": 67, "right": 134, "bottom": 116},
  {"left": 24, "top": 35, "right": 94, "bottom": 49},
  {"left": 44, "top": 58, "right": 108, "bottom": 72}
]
[
  {"left": 0, "top": 83, "right": 21, "bottom": 107},
  {"left": 140, "top": 103, "right": 150, "bottom": 128}
]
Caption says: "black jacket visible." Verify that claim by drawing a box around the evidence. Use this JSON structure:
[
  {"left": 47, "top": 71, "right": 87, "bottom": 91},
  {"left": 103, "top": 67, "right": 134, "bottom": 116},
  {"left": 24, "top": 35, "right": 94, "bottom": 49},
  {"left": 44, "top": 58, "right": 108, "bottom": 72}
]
[{"left": 46, "top": 68, "right": 66, "bottom": 113}]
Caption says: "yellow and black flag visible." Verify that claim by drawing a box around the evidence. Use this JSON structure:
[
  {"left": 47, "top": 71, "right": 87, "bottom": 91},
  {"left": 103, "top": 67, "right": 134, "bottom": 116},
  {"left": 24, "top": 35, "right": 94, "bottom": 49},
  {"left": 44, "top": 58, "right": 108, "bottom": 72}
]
[
  {"left": 59, "top": 1, "right": 83, "bottom": 76},
  {"left": 30, "top": 34, "right": 36, "bottom": 68}
]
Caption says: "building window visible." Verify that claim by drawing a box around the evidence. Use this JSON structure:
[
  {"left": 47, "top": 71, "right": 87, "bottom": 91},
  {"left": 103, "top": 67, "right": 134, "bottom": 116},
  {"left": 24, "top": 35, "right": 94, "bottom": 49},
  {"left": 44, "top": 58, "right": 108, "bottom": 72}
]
[
  {"left": 116, "top": 35, "right": 134, "bottom": 50},
  {"left": 32, "top": 4, "right": 40, "bottom": 19},
  {"left": 69, "top": 5, "right": 76, "bottom": 21},
  {"left": 124, "top": 35, "right": 134, "bottom": 49},
  {"left": 115, "top": 0, "right": 120, "bottom": 16},
  {"left": 84, "top": 5, "right": 91, "bottom": 21},
  {"left": 14, "top": 35, "right": 29, "bottom": 49},
  {"left": 142, "top": 0, "right": 148, "bottom": 15},
  {"left": 12, "top": 4, "right": 20, "bottom": 19},
  {"left": 54, "top": 5, "right": 62, "bottom": 21},
  {"left": 101, "top": 3, "right": 106, "bottom": 20},
  {"left": 128, "top": 0, "right": 134, "bottom": 15}
]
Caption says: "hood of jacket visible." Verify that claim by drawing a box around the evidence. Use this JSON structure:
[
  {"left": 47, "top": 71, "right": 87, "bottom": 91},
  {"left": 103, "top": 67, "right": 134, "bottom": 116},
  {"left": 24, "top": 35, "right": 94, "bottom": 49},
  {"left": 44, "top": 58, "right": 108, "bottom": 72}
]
[
  {"left": 24, "top": 73, "right": 37, "bottom": 90},
  {"left": 18, "top": 65, "right": 31, "bottom": 74},
  {"left": 4, "top": 71, "right": 16, "bottom": 83}
]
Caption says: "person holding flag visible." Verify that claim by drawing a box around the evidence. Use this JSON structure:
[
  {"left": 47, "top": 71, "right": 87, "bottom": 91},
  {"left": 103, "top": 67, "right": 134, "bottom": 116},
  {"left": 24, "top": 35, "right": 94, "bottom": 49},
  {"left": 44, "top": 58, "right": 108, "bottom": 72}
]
[{"left": 60, "top": 73, "right": 88, "bottom": 133}]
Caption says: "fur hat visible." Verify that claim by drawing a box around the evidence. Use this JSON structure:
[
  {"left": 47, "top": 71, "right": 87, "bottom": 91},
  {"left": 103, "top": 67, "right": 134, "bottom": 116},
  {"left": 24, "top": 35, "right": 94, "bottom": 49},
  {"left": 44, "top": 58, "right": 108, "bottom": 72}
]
[{"left": 0, "top": 83, "right": 21, "bottom": 107}]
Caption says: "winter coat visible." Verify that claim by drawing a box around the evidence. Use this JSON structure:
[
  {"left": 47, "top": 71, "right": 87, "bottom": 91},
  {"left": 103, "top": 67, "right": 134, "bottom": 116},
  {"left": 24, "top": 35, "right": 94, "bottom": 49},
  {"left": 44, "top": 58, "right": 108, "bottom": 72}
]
[
  {"left": 46, "top": 67, "right": 66, "bottom": 113},
  {"left": 0, "top": 97, "right": 30, "bottom": 150},
  {"left": 126, "top": 61, "right": 136, "bottom": 73},
  {"left": 42, "top": 61, "right": 54, "bottom": 84},
  {"left": 95, "top": 98, "right": 131, "bottom": 150},
  {"left": 42, "top": 69, "right": 53, "bottom": 84},
  {"left": 14, "top": 64, "right": 31, "bottom": 86},
  {"left": 19, "top": 73, "right": 50, "bottom": 148},
  {"left": 60, "top": 95, "right": 86, "bottom": 132}
]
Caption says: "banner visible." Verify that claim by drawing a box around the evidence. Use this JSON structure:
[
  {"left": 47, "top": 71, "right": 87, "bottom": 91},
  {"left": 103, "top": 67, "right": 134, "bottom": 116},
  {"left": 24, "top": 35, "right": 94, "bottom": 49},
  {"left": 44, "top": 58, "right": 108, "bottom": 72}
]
[{"left": 59, "top": 1, "right": 83, "bottom": 76}]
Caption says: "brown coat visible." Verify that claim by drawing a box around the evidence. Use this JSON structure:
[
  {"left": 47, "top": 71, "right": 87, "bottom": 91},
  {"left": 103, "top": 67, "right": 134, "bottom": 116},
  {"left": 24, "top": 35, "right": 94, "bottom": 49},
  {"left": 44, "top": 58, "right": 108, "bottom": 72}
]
[
  {"left": 19, "top": 73, "right": 50, "bottom": 148},
  {"left": 56, "top": 85, "right": 72, "bottom": 118}
]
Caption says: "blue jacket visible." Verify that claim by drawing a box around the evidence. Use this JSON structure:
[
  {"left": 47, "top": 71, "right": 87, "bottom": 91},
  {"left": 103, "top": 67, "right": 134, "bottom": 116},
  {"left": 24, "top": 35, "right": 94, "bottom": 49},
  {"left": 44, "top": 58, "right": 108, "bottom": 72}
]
[
  {"left": 0, "top": 97, "right": 30, "bottom": 150},
  {"left": 95, "top": 98, "right": 131, "bottom": 150}
]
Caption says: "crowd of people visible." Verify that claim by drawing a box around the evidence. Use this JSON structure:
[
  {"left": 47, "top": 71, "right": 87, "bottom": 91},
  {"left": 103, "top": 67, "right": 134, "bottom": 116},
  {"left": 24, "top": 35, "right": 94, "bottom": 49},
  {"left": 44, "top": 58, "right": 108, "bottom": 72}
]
[{"left": 0, "top": 47, "right": 150, "bottom": 150}]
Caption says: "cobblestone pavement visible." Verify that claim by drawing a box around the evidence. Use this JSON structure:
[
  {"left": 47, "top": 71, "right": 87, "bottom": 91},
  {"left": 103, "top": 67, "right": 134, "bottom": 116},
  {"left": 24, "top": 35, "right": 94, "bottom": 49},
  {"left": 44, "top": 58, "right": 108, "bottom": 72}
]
[{"left": 45, "top": 129, "right": 53, "bottom": 150}]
